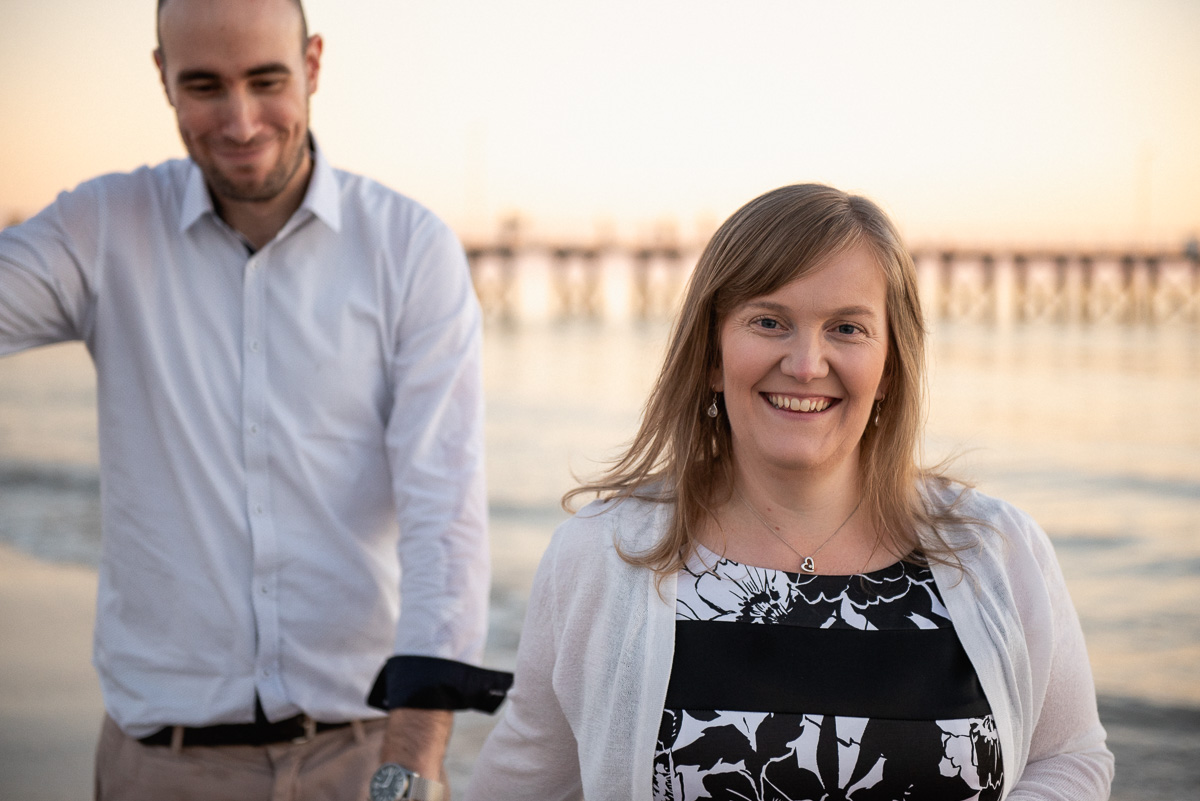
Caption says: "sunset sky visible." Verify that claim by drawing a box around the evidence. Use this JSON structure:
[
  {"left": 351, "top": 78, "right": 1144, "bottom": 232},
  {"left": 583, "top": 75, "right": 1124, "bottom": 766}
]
[{"left": 1, "top": 0, "right": 1197, "bottom": 247}]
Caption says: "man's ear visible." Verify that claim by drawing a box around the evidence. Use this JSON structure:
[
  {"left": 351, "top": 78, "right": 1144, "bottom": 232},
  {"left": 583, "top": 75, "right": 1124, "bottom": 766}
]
[
  {"left": 303, "top": 34, "right": 323, "bottom": 95},
  {"left": 153, "top": 49, "right": 174, "bottom": 107}
]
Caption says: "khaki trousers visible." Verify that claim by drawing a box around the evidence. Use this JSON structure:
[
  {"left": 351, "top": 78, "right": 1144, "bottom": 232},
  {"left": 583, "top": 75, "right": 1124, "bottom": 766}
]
[{"left": 94, "top": 714, "right": 386, "bottom": 801}]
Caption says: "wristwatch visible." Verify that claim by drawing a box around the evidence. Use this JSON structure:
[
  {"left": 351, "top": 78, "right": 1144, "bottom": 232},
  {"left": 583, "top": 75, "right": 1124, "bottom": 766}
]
[{"left": 368, "top": 763, "right": 445, "bottom": 801}]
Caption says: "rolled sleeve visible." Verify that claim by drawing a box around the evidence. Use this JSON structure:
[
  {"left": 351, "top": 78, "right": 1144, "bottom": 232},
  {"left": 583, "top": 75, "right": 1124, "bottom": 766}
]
[{"left": 368, "top": 655, "right": 512, "bottom": 713}]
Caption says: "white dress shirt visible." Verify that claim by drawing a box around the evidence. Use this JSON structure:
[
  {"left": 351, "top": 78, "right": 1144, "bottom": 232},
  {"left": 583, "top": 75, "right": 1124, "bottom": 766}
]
[{"left": 0, "top": 144, "right": 491, "bottom": 736}]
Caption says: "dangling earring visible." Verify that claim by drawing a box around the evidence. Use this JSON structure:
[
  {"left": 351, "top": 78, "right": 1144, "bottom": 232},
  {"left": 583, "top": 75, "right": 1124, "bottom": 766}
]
[
  {"left": 874, "top": 396, "right": 885, "bottom": 426},
  {"left": 707, "top": 394, "right": 720, "bottom": 418}
]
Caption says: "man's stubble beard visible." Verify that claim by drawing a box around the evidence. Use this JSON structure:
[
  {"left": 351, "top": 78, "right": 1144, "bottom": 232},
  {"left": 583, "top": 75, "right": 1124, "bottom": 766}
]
[{"left": 203, "top": 131, "right": 310, "bottom": 205}]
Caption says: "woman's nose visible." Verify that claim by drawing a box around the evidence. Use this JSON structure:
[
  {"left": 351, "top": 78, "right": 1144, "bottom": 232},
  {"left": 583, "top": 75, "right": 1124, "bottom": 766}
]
[{"left": 780, "top": 332, "right": 828, "bottom": 381}]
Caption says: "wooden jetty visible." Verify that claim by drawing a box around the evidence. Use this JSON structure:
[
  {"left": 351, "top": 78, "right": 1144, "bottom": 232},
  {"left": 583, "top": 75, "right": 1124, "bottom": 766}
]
[{"left": 465, "top": 239, "right": 1200, "bottom": 325}]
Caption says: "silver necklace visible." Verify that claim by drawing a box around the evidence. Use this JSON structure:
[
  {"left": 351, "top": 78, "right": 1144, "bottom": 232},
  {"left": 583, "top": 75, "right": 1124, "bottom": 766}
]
[{"left": 735, "top": 487, "right": 863, "bottom": 574}]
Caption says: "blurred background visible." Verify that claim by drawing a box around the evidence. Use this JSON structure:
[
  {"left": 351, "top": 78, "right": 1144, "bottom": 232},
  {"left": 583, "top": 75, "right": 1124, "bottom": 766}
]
[
  {"left": 3, "top": 0, "right": 1198, "bottom": 247},
  {"left": 1, "top": 1, "right": 1198, "bottom": 799}
]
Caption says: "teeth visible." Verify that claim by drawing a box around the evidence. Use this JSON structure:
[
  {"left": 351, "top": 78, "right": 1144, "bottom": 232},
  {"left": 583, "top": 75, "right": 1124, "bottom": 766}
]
[{"left": 768, "top": 394, "right": 830, "bottom": 413}]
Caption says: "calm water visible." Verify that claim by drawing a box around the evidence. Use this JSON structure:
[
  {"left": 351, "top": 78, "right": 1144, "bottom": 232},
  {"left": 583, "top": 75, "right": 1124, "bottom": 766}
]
[{"left": 1, "top": 319, "right": 1198, "bottom": 711}]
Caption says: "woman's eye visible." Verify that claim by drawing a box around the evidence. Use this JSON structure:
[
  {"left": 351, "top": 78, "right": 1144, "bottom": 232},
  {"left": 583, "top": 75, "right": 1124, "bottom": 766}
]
[
  {"left": 754, "top": 317, "right": 781, "bottom": 330},
  {"left": 835, "top": 323, "right": 861, "bottom": 335}
]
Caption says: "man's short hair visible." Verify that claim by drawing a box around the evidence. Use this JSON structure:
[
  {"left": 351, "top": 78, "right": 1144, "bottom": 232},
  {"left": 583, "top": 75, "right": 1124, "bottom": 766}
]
[{"left": 156, "top": 0, "right": 310, "bottom": 54}]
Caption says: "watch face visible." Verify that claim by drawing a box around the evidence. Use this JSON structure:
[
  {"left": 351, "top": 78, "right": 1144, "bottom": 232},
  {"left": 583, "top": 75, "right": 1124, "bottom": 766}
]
[{"left": 369, "top": 764, "right": 413, "bottom": 801}]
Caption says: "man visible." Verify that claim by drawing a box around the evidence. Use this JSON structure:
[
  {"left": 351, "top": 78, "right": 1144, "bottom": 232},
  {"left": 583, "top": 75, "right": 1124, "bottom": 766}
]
[{"left": 0, "top": 0, "right": 509, "bottom": 797}]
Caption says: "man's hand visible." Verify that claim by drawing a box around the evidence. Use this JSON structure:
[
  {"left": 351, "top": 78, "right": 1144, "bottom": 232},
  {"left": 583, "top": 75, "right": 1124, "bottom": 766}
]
[{"left": 380, "top": 707, "right": 454, "bottom": 782}]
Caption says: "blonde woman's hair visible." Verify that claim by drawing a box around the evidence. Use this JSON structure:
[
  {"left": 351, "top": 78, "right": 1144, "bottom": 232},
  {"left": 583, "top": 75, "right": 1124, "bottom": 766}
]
[{"left": 565, "top": 183, "right": 971, "bottom": 576}]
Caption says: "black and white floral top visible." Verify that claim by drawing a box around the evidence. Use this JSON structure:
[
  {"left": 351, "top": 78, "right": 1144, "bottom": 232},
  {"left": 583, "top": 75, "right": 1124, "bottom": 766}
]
[{"left": 653, "top": 546, "right": 1003, "bottom": 801}]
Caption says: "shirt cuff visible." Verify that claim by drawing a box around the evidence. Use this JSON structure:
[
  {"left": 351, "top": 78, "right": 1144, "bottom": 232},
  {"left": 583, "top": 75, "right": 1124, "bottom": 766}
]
[{"left": 367, "top": 655, "right": 513, "bottom": 714}]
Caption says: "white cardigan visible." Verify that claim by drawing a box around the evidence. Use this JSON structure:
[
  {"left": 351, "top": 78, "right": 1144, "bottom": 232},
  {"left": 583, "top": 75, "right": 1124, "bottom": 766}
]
[{"left": 465, "top": 485, "right": 1113, "bottom": 800}]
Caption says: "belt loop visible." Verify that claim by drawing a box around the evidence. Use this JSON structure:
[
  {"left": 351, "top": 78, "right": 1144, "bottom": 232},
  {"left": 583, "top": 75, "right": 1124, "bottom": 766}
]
[
  {"left": 291, "top": 715, "right": 317, "bottom": 745},
  {"left": 350, "top": 719, "right": 366, "bottom": 744},
  {"left": 170, "top": 726, "right": 185, "bottom": 754}
]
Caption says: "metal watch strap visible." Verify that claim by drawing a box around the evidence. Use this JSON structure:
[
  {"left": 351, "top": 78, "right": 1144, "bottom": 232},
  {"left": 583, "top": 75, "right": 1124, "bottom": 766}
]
[{"left": 405, "top": 775, "right": 444, "bottom": 801}]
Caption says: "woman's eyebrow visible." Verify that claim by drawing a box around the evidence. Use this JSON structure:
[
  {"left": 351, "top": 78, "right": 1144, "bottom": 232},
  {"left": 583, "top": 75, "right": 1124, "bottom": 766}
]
[
  {"left": 829, "top": 304, "right": 881, "bottom": 319},
  {"left": 740, "top": 300, "right": 881, "bottom": 319}
]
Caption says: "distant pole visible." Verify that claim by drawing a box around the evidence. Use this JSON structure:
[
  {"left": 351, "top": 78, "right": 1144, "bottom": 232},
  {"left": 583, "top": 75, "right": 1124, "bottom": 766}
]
[
  {"left": 465, "top": 121, "right": 488, "bottom": 240},
  {"left": 1135, "top": 142, "right": 1155, "bottom": 248}
]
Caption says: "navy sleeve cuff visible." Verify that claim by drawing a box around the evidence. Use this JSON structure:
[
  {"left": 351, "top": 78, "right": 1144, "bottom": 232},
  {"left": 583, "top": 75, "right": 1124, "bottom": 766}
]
[{"left": 367, "top": 655, "right": 513, "bottom": 714}]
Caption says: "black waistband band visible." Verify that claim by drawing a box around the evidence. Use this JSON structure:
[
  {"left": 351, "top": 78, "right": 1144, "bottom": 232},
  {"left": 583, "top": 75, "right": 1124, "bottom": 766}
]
[
  {"left": 137, "top": 714, "right": 352, "bottom": 748},
  {"left": 665, "top": 620, "right": 991, "bottom": 720}
]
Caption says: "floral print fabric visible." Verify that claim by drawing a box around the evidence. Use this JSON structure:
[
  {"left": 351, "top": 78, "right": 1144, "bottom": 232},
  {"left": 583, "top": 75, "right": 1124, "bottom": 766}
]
[{"left": 653, "top": 551, "right": 1003, "bottom": 801}]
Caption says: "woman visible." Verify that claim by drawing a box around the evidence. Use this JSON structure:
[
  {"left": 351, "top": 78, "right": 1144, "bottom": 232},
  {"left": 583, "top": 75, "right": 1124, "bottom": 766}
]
[{"left": 465, "top": 185, "right": 1113, "bottom": 801}]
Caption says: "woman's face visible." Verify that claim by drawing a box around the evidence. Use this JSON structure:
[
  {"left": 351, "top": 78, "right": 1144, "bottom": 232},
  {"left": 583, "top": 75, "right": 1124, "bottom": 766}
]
[{"left": 714, "top": 243, "right": 890, "bottom": 480}]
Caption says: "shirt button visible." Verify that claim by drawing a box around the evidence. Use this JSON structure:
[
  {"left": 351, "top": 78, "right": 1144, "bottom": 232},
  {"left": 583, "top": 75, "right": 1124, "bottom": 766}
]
[
  {"left": 261, "top": 668, "right": 271, "bottom": 678},
  {"left": 255, "top": 505, "right": 264, "bottom": 515},
  {"left": 249, "top": 341, "right": 260, "bottom": 352},
  {"left": 259, "top": 585, "right": 269, "bottom": 595},
  {"left": 250, "top": 424, "right": 259, "bottom": 434}
]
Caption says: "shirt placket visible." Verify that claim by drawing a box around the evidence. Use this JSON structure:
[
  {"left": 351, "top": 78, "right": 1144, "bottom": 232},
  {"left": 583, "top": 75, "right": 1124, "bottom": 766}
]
[{"left": 242, "top": 249, "right": 286, "bottom": 710}]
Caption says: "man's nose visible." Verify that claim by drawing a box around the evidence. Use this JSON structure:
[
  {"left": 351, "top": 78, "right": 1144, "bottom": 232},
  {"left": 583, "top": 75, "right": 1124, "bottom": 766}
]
[{"left": 221, "top": 89, "right": 262, "bottom": 142}]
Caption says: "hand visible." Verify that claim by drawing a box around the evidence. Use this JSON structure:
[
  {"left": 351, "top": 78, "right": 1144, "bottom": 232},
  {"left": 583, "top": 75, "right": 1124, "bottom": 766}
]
[{"left": 380, "top": 707, "right": 454, "bottom": 784}]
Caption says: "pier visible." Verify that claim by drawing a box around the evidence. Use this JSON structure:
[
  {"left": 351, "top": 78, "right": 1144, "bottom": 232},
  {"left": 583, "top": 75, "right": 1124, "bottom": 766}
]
[{"left": 465, "top": 240, "right": 1200, "bottom": 325}]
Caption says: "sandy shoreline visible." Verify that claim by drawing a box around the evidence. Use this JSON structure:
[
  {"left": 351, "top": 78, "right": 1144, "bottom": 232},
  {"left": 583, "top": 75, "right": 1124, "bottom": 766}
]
[
  {"left": 0, "top": 544, "right": 104, "bottom": 800},
  {"left": 1, "top": 544, "right": 1196, "bottom": 800}
]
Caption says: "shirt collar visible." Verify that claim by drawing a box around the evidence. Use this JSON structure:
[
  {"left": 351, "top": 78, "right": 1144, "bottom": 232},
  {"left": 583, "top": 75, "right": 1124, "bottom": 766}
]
[
  {"left": 178, "top": 160, "right": 213, "bottom": 233},
  {"left": 302, "top": 139, "right": 342, "bottom": 233},
  {"left": 177, "top": 135, "right": 342, "bottom": 235}
]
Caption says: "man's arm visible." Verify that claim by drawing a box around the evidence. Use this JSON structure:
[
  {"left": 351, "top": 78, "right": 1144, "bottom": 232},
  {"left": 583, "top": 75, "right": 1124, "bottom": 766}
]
[
  {"left": 371, "top": 212, "right": 510, "bottom": 779},
  {"left": 382, "top": 708, "right": 453, "bottom": 780},
  {"left": 0, "top": 184, "right": 99, "bottom": 354}
]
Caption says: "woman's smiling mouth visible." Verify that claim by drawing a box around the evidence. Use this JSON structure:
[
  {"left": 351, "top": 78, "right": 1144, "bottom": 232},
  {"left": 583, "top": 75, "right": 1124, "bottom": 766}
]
[{"left": 765, "top": 393, "right": 833, "bottom": 413}]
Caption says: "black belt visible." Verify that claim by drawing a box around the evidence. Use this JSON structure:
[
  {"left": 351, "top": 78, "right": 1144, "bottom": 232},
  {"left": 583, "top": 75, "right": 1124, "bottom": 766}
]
[{"left": 138, "top": 714, "right": 352, "bottom": 748}]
